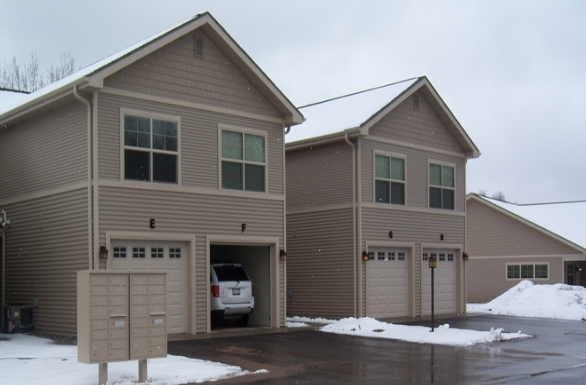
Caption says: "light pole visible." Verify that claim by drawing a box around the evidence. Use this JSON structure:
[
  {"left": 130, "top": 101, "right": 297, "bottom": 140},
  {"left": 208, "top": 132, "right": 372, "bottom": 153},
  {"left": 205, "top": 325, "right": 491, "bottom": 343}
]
[{"left": 428, "top": 255, "right": 437, "bottom": 332}]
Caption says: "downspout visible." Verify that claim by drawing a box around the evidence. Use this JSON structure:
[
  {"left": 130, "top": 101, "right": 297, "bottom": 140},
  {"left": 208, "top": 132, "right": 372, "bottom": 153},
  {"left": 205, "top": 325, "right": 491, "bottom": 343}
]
[
  {"left": 283, "top": 125, "right": 290, "bottom": 325},
  {"left": 73, "top": 86, "right": 93, "bottom": 270},
  {"left": 356, "top": 137, "right": 363, "bottom": 317},
  {"left": 344, "top": 133, "right": 357, "bottom": 317}
]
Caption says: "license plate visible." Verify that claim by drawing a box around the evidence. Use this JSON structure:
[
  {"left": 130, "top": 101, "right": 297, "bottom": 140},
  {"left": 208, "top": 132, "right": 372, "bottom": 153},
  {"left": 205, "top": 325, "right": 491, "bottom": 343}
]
[{"left": 232, "top": 288, "right": 240, "bottom": 295}]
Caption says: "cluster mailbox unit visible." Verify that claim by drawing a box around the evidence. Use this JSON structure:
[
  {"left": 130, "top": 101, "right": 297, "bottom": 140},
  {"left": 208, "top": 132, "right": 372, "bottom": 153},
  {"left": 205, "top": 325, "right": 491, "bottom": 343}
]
[{"left": 77, "top": 270, "right": 167, "bottom": 384}]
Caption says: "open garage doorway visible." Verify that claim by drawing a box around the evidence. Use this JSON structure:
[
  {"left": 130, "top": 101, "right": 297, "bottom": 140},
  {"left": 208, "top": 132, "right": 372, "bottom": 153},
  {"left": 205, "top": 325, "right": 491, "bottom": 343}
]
[{"left": 210, "top": 245, "right": 271, "bottom": 328}]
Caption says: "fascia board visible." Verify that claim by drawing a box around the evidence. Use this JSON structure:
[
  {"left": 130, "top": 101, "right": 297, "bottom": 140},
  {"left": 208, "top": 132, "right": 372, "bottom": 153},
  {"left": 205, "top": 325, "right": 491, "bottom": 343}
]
[
  {"left": 421, "top": 78, "right": 481, "bottom": 159},
  {"left": 285, "top": 128, "right": 362, "bottom": 152},
  {"left": 466, "top": 194, "right": 586, "bottom": 254},
  {"left": 360, "top": 77, "right": 424, "bottom": 136}
]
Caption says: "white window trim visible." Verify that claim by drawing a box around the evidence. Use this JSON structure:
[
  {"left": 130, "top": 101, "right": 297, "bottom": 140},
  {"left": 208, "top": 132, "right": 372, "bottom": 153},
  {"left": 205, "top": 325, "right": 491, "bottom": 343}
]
[
  {"left": 218, "top": 124, "right": 268, "bottom": 194},
  {"left": 506, "top": 262, "right": 550, "bottom": 281},
  {"left": 427, "top": 159, "right": 456, "bottom": 210},
  {"left": 119, "top": 108, "right": 182, "bottom": 186},
  {"left": 373, "top": 150, "right": 407, "bottom": 205}
]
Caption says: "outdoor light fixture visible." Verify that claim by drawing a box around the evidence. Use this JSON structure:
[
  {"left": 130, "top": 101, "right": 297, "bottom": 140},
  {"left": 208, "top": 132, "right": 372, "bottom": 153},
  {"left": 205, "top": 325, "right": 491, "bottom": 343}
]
[
  {"left": 440, "top": 233, "right": 444, "bottom": 241},
  {"left": 99, "top": 246, "right": 109, "bottom": 260},
  {"left": 362, "top": 251, "right": 370, "bottom": 262},
  {"left": 280, "top": 249, "right": 287, "bottom": 261},
  {"left": 428, "top": 254, "right": 437, "bottom": 332},
  {"left": 463, "top": 252, "right": 469, "bottom": 261}
]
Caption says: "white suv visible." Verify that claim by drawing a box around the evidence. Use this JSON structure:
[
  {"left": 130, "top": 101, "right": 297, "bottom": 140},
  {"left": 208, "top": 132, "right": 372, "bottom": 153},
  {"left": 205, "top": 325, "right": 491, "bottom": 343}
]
[{"left": 210, "top": 263, "right": 254, "bottom": 327}]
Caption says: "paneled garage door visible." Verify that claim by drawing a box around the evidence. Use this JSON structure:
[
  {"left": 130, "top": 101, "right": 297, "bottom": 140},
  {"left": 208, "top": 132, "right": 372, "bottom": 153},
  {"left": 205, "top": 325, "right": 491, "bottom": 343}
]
[
  {"left": 421, "top": 250, "right": 457, "bottom": 316},
  {"left": 111, "top": 241, "right": 188, "bottom": 334},
  {"left": 366, "top": 249, "right": 409, "bottom": 318}
]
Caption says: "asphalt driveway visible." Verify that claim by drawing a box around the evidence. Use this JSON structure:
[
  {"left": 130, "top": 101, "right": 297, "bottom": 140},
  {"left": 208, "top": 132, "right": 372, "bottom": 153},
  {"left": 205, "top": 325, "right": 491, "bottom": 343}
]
[{"left": 168, "top": 315, "right": 586, "bottom": 384}]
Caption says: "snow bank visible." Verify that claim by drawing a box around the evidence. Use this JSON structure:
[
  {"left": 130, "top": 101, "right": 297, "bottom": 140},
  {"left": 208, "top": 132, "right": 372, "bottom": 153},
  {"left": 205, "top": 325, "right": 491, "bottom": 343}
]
[
  {"left": 467, "top": 280, "right": 586, "bottom": 320},
  {"left": 319, "top": 317, "right": 530, "bottom": 346}
]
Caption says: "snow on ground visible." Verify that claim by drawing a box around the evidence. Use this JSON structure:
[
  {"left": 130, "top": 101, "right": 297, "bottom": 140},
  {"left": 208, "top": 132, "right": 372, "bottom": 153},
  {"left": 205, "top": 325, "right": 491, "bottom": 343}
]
[
  {"left": 0, "top": 333, "right": 263, "bottom": 385},
  {"left": 319, "top": 317, "right": 529, "bottom": 346},
  {"left": 467, "top": 280, "right": 586, "bottom": 320},
  {"left": 3, "top": 281, "right": 582, "bottom": 384}
]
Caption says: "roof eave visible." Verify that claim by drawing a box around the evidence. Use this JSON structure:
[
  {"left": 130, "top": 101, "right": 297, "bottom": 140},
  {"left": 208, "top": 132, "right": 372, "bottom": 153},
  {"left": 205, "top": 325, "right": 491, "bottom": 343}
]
[
  {"left": 285, "top": 127, "right": 362, "bottom": 151},
  {"left": 466, "top": 193, "right": 586, "bottom": 254}
]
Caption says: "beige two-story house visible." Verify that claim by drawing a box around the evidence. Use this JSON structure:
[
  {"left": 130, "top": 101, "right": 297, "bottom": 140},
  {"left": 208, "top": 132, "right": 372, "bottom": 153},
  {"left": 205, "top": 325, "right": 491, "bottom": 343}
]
[
  {"left": 285, "top": 77, "right": 479, "bottom": 320},
  {"left": 0, "top": 13, "right": 303, "bottom": 336}
]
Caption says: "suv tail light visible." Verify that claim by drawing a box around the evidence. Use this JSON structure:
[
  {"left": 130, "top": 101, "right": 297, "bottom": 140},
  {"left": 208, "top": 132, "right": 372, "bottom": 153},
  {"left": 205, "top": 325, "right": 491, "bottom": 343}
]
[{"left": 211, "top": 285, "right": 220, "bottom": 298}]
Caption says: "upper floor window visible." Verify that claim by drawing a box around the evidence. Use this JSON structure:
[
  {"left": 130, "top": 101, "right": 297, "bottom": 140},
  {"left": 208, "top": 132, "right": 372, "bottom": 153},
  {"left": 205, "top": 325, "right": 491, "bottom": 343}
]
[
  {"left": 375, "top": 154, "right": 405, "bottom": 205},
  {"left": 123, "top": 113, "right": 179, "bottom": 184},
  {"left": 429, "top": 163, "right": 454, "bottom": 210},
  {"left": 221, "top": 129, "right": 266, "bottom": 192}
]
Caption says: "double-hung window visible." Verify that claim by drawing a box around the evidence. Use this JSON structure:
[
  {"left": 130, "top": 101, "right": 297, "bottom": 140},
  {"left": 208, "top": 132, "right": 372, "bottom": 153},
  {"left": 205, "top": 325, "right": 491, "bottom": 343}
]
[
  {"left": 429, "top": 163, "right": 455, "bottom": 209},
  {"left": 123, "top": 113, "right": 179, "bottom": 184},
  {"left": 375, "top": 154, "right": 405, "bottom": 205},
  {"left": 221, "top": 128, "right": 266, "bottom": 192}
]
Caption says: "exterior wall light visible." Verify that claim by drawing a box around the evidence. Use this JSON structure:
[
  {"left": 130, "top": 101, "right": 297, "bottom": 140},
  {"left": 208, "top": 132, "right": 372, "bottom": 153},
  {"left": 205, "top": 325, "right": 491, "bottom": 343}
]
[
  {"left": 99, "top": 246, "right": 109, "bottom": 260},
  {"left": 463, "top": 252, "right": 469, "bottom": 261},
  {"left": 279, "top": 249, "right": 287, "bottom": 261},
  {"left": 362, "top": 251, "right": 370, "bottom": 262}
]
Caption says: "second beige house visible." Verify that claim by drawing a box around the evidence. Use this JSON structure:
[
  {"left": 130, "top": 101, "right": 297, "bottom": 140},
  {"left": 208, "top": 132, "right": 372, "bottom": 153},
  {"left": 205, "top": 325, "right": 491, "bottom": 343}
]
[{"left": 285, "top": 77, "right": 480, "bottom": 320}]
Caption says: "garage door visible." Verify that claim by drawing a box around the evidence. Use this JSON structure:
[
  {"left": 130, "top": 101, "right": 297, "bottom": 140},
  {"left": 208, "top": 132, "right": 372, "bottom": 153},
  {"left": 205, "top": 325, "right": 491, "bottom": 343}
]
[
  {"left": 366, "top": 249, "right": 409, "bottom": 318},
  {"left": 421, "top": 250, "right": 457, "bottom": 316},
  {"left": 111, "top": 241, "right": 188, "bottom": 334}
]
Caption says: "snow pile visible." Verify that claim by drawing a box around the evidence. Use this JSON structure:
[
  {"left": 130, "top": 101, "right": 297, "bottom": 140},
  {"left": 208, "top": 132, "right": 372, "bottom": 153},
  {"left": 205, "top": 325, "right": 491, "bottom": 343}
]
[
  {"left": 286, "top": 316, "right": 336, "bottom": 324},
  {"left": 286, "top": 321, "right": 310, "bottom": 328},
  {"left": 320, "top": 317, "right": 530, "bottom": 346},
  {"left": 467, "top": 280, "right": 586, "bottom": 320},
  {"left": 0, "top": 334, "right": 257, "bottom": 385}
]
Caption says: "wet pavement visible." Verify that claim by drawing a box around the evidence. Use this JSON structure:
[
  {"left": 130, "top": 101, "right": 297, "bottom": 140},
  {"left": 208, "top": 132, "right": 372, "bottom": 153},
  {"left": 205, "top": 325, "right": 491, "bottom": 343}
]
[{"left": 168, "top": 315, "right": 586, "bottom": 384}]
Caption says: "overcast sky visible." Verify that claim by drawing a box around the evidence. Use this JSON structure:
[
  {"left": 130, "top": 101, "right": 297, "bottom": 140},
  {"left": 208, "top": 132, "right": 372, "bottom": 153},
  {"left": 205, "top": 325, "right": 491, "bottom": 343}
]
[{"left": 1, "top": 0, "right": 584, "bottom": 204}]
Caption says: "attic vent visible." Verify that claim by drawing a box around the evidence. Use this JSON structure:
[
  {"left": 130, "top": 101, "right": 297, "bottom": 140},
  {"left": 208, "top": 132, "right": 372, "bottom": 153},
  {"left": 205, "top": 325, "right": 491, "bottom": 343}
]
[
  {"left": 413, "top": 94, "right": 420, "bottom": 111},
  {"left": 195, "top": 37, "right": 204, "bottom": 57}
]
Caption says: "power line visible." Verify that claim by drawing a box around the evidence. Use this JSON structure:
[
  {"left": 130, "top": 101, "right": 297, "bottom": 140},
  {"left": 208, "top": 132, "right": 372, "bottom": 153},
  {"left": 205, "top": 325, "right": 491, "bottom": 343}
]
[{"left": 297, "top": 77, "right": 419, "bottom": 109}]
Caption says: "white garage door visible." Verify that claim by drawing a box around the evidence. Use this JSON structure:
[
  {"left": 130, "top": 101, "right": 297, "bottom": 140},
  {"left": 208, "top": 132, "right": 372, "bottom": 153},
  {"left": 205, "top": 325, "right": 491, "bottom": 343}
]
[
  {"left": 421, "top": 250, "right": 457, "bottom": 316},
  {"left": 110, "top": 241, "right": 188, "bottom": 334},
  {"left": 366, "top": 249, "right": 409, "bottom": 318}
]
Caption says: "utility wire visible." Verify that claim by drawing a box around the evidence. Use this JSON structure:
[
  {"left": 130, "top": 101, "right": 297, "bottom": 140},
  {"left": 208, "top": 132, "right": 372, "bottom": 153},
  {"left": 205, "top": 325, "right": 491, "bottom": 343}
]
[
  {"left": 297, "top": 77, "right": 419, "bottom": 109},
  {"left": 479, "top": 194, "right": 586, "bottom": 207}
]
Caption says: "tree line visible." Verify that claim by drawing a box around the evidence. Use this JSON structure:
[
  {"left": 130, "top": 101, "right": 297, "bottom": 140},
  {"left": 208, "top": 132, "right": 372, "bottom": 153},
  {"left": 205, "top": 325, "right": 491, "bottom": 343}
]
[{"left": 0, "top": 52, "right": 77, "bottom": 94}]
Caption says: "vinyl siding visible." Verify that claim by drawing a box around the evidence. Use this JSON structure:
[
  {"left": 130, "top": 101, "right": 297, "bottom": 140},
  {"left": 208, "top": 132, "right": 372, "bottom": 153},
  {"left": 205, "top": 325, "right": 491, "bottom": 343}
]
[
  {"left": 286, "top": 141, "right": 353, "bottom": 211},
  {"left": 286, "top": 208, "right": 355, "bottom": 319},
  {"left": 98, "top": 186, "right": 285, "bottom": 333},
  {"left": 97, "top": 92, "right": 284, "bottom": 194},
  {"left": 3, "top": 188, "right": 89, "bottom": 336},
  {"left": 104, "top": 28, "right": 283, "bottom": 119},
  {"left": 369, "top": 93, "right": 462, "bottom": 154},
  {"left": 466, "top": 256, "right": 563, "bottom": 303},
  {"left": 0, "top": 101, "right": 88, "bottom": 200},
  {"left": 466, "top": 197, "right": 579, "bottom": 302},
  {"left": 467, "top": 198, "right": 579, "bottom": 256}
]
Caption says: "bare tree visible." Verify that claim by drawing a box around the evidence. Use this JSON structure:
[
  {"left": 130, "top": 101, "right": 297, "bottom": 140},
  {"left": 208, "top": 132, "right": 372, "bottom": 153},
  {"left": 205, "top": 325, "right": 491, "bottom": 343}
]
[
  {"left": 491, "top": 191, "right": 506, "bottom": 201},
  {"left": 0, "top": 52, "right": 76, "bottom": 93}
]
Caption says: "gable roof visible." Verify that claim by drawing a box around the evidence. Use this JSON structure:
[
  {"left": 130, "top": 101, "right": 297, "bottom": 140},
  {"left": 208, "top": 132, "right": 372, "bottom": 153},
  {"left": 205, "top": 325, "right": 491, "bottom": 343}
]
[
  {"left": 467, "top": 193, "right": 586, "bottom": 254},
  {"left": 0, "top": 12, "right": 303, "bottom": 127},
  {"left": 285, "top": 76, "right": 480, "bottom": 158}
]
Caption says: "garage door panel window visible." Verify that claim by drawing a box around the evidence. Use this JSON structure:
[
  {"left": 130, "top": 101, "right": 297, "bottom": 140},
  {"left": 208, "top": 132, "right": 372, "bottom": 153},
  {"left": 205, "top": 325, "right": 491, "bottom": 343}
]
[
  {"left": 151, "top": 248, "right": 164, "bottom": 259},
  {"left": 113, "top": 247, "right": 127, "bottom": 259},
  {"left": 429, "top": 163, "right": 455, "bottom": 210},
  {"left": 221, "top": 129, "right": 266, "bottom": 192},
  {"left": 507, "top": 263, "right": 548, "bottom": 279},
  {"left": 169, "top": 248, "right": 182, "bottom": 259},
  {"left": 375, "top": 154, "right": 405, "bottom": 205},
  {"left": 123, "top": 113, "right": 179, "bottom": 184},
  {"left": 133, "top": 247, "right": 146, "bottom": 259}
]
